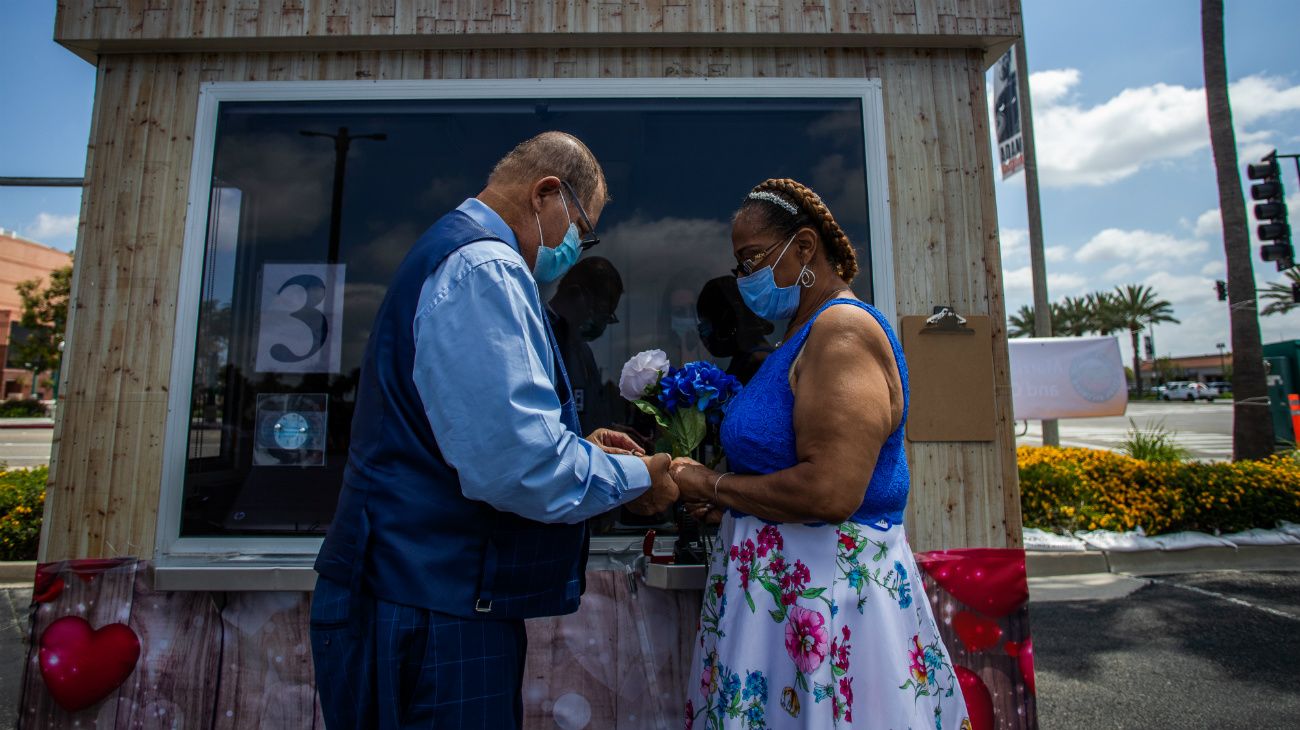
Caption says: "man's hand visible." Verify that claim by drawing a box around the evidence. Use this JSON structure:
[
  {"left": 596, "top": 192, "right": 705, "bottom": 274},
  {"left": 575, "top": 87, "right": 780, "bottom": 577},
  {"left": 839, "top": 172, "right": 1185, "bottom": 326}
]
[
  {"left": 625, "top": 453, "right": 678, "bottom": 515},
  {"left": 586, "top": 428, "right": 645, "bottom": 456},
  {"left": 668, "top": 456, "right": 717, "bottom": 503}
]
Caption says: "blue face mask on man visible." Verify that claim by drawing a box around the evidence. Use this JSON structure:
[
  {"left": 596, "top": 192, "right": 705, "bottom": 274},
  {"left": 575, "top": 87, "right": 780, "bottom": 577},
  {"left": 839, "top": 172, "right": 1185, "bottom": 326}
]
[
  {"left": 736, "top": 233, "right": 805, "bottom": 320},
  {"left": 533, "top": 188, "right": 582, "bottom": 284}
]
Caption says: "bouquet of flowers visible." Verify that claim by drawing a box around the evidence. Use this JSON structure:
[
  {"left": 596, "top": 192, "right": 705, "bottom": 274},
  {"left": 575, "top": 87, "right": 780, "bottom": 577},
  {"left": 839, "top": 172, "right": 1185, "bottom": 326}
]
[{"left": 618, "top": 349, "right": 741, "bottom": 461}]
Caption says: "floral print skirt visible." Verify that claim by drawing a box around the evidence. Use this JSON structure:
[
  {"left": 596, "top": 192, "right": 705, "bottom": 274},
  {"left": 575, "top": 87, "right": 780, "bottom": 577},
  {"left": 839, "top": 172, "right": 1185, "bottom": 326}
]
[{"left": 686, "top": 513, "right": 970, "bottom": 730}]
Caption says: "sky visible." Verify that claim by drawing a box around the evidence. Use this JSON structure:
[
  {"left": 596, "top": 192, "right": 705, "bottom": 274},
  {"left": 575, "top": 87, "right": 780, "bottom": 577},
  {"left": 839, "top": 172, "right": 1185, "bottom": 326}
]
[
  {"left": 2, "top": 1, "right": 1299, "bottom": 365},
  {"left": 992, "top": 1, "right": 1300, "bottom": 362}
]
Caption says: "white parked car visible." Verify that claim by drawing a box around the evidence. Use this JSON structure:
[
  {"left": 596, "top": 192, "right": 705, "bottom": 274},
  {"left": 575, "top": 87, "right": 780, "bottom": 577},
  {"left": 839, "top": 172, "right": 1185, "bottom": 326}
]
[{"left": 1160, "top": 381, "right": 1216, "bottom": 402}]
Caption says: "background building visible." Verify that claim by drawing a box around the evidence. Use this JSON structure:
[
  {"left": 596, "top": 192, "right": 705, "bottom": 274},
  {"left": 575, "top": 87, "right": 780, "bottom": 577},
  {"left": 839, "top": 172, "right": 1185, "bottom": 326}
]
[{"left": 0, "top": 228, "right": 71, "bottom": 400}]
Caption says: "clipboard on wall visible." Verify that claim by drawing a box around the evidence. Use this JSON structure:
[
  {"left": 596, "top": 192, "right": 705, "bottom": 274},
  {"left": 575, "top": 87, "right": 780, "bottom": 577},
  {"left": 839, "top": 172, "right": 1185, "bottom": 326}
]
[{"left": 900, "top": 308, "right": 996, "bottom": 442}]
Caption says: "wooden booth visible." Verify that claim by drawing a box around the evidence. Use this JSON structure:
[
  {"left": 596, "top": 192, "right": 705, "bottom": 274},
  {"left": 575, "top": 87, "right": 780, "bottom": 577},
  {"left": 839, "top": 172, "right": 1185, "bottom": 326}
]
[{"left": 23, "top": 1, "right": 1032, "bottom": 727}]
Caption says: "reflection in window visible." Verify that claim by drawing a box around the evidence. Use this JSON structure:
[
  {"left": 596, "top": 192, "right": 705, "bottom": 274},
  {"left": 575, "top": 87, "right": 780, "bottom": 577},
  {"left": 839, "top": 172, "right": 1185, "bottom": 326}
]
[{"left": 181, "top": 96, "right": 872, "bottom": 537}]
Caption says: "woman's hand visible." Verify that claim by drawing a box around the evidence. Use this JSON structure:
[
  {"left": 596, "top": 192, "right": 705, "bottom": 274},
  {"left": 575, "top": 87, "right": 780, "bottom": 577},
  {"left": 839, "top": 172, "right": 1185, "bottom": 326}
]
[
  {"left": 669, "top": 457, "right": 718, "bottom": 504},
  {"left": 687, "top": 502, "right": 725, "bottom": 525},
  {"left": 586, "top": 428, "right": 645, "bottom": 456}
]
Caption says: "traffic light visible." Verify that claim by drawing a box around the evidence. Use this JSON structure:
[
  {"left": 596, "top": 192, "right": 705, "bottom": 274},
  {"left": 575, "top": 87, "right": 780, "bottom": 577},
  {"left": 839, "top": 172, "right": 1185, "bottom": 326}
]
[
  {"left": 1248, "top": 150, "right": 1293, "bottom": 270},
  {"left": 1215, "top": 280, "right": 1227, "bottom": 301}
]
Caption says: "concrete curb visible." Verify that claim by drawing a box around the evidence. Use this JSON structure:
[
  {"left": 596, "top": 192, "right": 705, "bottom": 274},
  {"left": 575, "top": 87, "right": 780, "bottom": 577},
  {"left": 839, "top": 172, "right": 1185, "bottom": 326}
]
[
  {"left": 0, "top": 419, "right": 54, "bottom": 429},
  {"left": 0, "top": 562, "right": 34, "bottom": 585},
  {"left": 1027, "top": 544, "right": 1300, "bottom": 578}
]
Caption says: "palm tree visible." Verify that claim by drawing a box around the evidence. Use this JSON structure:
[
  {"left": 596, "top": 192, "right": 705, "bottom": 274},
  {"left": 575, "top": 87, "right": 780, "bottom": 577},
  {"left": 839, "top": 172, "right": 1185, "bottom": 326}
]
[
  {"left": 1203, "top": 0, "right": 1274, "bottom": 459},
  {"left": 1085, "top": 290, "right": 1127, "bottom": 336},
  {"left": 1008, "top": 305, "right": 1035, "bottom": 338},
  {"left": 1052, "top": 296, "right": 1093, "bottom": 337},
  {"left": 1261, "top": 268, "right": 1300, "bottom": 316},
  {"left": 1111, "top": 284, "right": 1179, "bottom": 398}
]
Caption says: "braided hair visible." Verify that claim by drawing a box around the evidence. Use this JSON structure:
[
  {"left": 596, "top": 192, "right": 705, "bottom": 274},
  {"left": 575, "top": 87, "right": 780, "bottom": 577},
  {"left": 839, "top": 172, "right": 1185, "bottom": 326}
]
[{"left": 735, "top": 178, "right": 859, "bottom": 283}]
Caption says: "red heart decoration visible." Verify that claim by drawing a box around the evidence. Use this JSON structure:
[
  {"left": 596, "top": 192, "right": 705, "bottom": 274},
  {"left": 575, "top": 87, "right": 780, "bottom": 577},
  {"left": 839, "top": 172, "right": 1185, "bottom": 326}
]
[
  {"left": 915, "top": 548, "right": 1029, "bottom": 619},
  {"left": 1003, "top": 640, "right": 1020, "bottom": 657},
  {"left": 33, "top": 565, "right": 64, "bottom": 604},
  {"left": 956, "top": 665, "right": 994, "bottom": 730},
  {"left": 953, "top": 611, "right": 1003, "bottom": 653},
  {"left": 1018, "top": 637, "right": 1036, "bottom": 696},
  {"left": 39, "top": 616, "right": 141, "bottom": 712}
]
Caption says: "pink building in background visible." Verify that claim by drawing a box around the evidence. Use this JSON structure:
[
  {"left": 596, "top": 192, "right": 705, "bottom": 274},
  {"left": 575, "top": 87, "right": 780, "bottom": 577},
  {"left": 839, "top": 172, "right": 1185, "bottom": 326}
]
[{"left": 0, "top": 229, "right": 72, "bottom": 400}]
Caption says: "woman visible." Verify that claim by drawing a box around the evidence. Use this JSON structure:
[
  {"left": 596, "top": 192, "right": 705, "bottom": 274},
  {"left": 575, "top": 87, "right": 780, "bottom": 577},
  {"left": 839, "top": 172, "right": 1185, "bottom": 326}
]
[{"left": 671, "top": 179, "right": 970, "bottom": 729}]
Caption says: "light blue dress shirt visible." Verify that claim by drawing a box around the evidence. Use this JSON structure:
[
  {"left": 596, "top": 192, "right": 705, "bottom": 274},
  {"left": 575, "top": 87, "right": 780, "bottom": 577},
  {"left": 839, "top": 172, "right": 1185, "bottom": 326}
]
[{"left": 411, "top": 198, "right": 652, "bottom": 524}]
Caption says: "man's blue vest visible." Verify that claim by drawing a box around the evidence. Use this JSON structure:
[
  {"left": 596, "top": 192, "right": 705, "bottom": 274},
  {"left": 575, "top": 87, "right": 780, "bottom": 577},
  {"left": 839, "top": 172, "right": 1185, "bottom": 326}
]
[{"left": 314, "top": 209, "right": 589, "bottom": 620}]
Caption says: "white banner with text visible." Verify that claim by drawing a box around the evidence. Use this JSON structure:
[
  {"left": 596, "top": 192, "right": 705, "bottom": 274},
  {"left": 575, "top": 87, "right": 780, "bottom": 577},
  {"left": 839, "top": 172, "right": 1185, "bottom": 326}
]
[{"left": 1009, "top": 336, "right": 1128, "bottom": 420}]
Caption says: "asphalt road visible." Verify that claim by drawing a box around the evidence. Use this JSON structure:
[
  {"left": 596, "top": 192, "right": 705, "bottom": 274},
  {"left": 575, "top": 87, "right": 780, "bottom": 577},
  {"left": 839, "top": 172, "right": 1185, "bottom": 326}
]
[
  {"left": 1034, "top": 571, "right": 1300, "bottom": 729},
  {"left": 0, "top": 428, "right": 54, "bottom": 469},
  {"left": 1018, "top": 401, "right": 1234, "bottom": 460}
]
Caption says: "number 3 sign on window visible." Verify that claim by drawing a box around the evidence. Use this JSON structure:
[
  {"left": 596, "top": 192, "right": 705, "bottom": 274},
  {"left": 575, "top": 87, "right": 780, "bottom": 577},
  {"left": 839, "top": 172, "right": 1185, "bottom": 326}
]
[{"left": 255, "top": 263, "right": 345, "bottom": 374}]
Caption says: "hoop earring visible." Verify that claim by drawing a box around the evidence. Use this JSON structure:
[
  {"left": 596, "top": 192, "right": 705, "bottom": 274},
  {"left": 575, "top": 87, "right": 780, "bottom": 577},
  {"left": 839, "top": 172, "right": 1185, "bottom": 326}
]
[{"left": 799, "top": 268, "right": 816, "bottom": 288}]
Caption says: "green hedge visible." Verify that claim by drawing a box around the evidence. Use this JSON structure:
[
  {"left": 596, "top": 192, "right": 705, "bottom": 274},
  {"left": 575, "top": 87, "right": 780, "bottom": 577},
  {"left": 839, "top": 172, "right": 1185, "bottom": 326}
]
[
  {"left": 0, "top": 465, "right": 46, "bottom": 561},
  {"left": 0, "top": 398, "right": 48, "bottom": 418},
  {"left": 1019, "top": 446, "right": 1300, "bottom": 535}
]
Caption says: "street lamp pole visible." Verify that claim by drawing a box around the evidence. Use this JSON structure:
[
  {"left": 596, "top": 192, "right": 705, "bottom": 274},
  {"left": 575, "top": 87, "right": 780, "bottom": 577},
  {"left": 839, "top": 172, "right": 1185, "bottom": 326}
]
[
  {"left": 299, "top": 127, "right": 386, "bottom": 264},
  {"left": 54, "top": 339, "right": 65, "bottom": 401}
]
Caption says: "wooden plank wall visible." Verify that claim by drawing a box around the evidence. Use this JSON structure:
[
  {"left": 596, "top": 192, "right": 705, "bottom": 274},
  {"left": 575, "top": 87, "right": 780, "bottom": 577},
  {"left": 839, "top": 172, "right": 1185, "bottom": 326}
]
[
  {"left": 44, "top": 44, "right": 1019, "bottom": 562},
  {"left": 55, "top": 0, "right": 1020, "bottom": 49}
]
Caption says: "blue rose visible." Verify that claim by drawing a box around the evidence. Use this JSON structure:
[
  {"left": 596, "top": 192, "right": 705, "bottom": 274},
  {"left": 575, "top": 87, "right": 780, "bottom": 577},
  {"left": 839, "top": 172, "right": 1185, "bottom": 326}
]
[{"left": 658, "top": 361, "right": 741, "bottom": 415}]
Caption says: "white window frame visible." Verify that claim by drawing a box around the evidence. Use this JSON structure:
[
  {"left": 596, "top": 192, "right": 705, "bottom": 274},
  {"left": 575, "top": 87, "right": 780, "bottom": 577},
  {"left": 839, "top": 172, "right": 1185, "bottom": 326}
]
[{"left": 156, "top": 78, "right": 896, "bottom": 581}]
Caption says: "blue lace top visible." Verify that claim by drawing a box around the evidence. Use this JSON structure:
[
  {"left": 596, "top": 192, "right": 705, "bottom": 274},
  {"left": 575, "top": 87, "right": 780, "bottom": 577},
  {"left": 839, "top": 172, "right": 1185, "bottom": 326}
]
[{"left": 719, "top": 298, "right": 910, "bottom": 525}]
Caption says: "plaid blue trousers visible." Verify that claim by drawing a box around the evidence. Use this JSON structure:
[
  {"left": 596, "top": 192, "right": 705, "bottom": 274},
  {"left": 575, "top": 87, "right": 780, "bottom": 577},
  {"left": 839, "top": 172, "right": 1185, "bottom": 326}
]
[{"left": 310, "top": 576, "right": 527, "bottom": 729}]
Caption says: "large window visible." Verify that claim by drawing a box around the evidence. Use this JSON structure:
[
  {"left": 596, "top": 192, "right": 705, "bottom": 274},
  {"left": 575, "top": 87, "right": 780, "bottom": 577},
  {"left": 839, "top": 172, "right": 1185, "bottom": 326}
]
[{"left": 160, "top": 80, "right": 893, "bottom": 556}]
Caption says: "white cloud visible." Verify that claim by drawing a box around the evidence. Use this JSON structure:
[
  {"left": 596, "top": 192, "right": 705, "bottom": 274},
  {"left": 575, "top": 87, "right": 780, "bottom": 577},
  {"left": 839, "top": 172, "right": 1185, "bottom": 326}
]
[
  {"left": 1105, "top": 263, "right": 1135, "bottom": 280},
  {"left": 1231, "top": 75, "right": 1300, "bottom": 122},
  {"left": 1200, "top": 260, "right": 1225, "bottom": 277},
  {"left": 1142, "top": 270, "right": 1215, "bottom": 305},
  {"left": 1075, "top": 227, "right": 1208, "bottom": 264},
  {"left": 1010, "top": 71, "right": 1300, "bottom": 187},
  {"left": 25, "top": 212, "right": 78, "bottom": 241},
  {"left": 1192, "top": 208, "right": 1222, "bottom": 240},
  {"left": 1029, "top": 69, "right": 1081, "bottom": 106},
  {"left": 999, "top": 227, "right": 1028, "bottom": 259},
  {"left": 1002, "top": 265, "right": 1088, "bottom": 297},
  {"left": 1045, "top": 245, "right": 1069, "bottom": 263}
]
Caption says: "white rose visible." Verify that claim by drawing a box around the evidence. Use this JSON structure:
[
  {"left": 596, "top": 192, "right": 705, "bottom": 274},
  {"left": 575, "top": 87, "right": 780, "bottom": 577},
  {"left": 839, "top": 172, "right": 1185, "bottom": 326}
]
[{"left": 619, "top": 349, "right": 670, "bottom": 401}]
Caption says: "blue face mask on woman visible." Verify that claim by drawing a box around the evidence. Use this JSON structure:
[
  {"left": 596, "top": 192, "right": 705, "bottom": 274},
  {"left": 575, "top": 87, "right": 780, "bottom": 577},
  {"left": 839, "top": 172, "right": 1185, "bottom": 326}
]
[
  {"left": 736, "top": 233, "right": 805, "bottom": 320},
  {"left": 533, "top": 188, "right": 582, "bottom": 284}
]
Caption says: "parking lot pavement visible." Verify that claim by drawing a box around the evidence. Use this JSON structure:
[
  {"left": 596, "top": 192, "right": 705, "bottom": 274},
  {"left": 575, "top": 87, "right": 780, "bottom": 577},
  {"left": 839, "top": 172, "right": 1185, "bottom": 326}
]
[
  {"left": 1018, "top": 401, "right": 1234, "bottom": 460},
  {"left": 0, "top": 586, "right": 31, "bottom": 728},
  {"left": 1033, "top": 571, "right": 1300, "bottom": 729},
  {"left": 0, "top": 427, "right": 53, "bottom": 469}
]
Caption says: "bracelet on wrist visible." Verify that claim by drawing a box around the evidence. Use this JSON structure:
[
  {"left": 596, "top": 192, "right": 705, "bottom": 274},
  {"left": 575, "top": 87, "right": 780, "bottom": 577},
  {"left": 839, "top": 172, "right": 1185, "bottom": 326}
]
[{"left": 713, "top": 471, "right": 734, "bottom": 503}]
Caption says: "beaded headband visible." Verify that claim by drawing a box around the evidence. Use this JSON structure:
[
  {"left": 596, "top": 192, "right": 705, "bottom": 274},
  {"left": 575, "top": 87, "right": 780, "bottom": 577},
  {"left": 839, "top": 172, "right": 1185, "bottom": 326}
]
[{"left": 746, "top": 191, "right": 799, "bottom": 216}]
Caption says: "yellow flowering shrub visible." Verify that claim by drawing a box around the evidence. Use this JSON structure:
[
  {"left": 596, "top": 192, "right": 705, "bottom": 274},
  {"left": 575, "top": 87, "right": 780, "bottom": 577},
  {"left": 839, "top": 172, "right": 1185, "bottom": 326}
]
[
  {"left": 0, "top": 465, "right": 46, "bottom": 561},
  {"left": 1018, "top": 446, "right": 1300, "bottom": 535}
]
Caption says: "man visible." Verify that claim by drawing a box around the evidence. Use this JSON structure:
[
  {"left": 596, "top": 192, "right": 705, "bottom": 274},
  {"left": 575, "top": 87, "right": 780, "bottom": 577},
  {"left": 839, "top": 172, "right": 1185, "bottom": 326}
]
[{"left": 311, "top": 132, "right": 678, "bottom": 729}]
